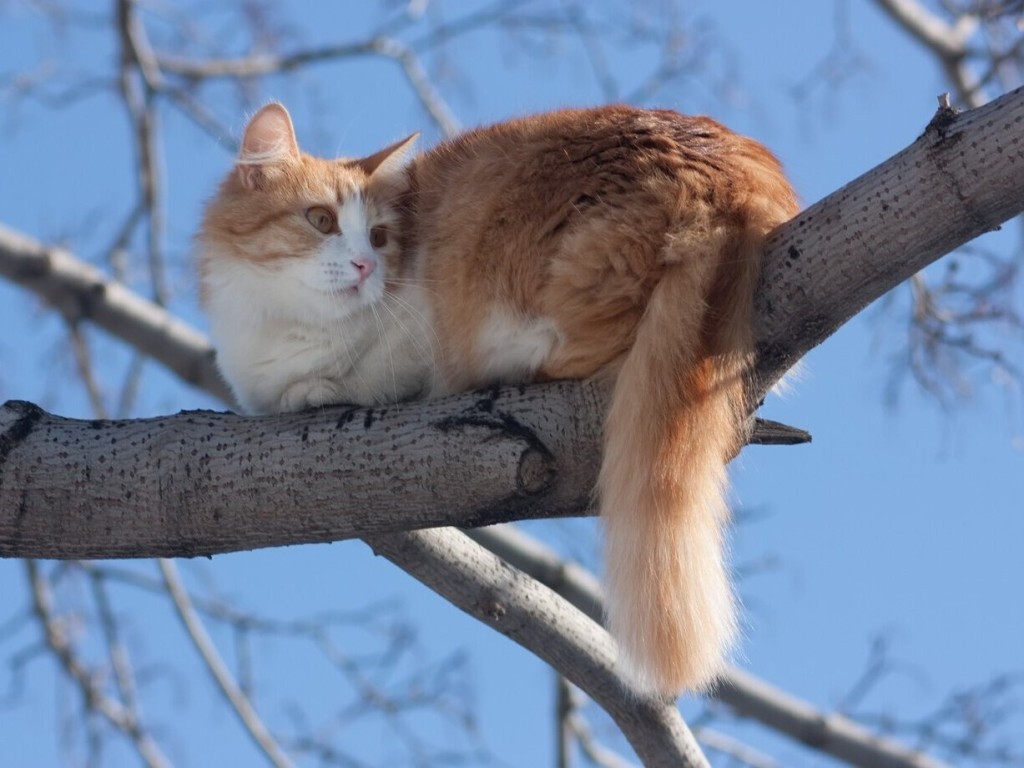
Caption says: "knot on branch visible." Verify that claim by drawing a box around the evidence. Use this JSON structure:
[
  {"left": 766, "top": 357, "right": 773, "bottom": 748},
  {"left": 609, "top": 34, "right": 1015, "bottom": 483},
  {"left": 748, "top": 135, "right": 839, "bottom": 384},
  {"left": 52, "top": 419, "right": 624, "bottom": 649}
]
[
  {"left": 0, "top": 399, "right": 45, "bottom": 469},
  {"left": 434, "top": 403, "right": 557, "bottom": 498},
  {"left": 924, "top": 92, "right": 962, "bottom": 139}
]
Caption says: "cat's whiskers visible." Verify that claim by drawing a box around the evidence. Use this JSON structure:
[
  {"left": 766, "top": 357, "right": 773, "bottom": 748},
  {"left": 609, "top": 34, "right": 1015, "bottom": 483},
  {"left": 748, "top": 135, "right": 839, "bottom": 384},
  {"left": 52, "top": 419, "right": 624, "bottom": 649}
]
[
  {"left": 367, "top": 299, "right": 400, "bottom": 404},
  {"left": 381, "top": 290, "right": 441, "bottom": 381},
  {"left": 318, "top": 287, "right": 374, "bottom": 406},
  {"left": 385, "top": 278, "right": 443, "bottom": 303}
]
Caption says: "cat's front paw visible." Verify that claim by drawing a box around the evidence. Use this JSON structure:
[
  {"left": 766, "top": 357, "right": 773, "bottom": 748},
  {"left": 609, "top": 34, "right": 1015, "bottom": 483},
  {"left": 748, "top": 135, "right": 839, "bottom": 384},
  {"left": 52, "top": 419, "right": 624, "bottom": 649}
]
[{"left": 279, "top": 378, "right": 346, "bottom": 412}]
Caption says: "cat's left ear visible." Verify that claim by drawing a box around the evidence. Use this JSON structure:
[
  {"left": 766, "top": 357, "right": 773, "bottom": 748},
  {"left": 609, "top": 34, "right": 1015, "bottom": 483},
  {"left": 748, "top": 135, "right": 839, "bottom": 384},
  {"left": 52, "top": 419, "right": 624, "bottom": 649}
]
[
  {"left": 236, "top": 103, "right": 300, "bottom": 189},
  {"left": 357, "top": 133, "right": 420, "bottom": 180}
]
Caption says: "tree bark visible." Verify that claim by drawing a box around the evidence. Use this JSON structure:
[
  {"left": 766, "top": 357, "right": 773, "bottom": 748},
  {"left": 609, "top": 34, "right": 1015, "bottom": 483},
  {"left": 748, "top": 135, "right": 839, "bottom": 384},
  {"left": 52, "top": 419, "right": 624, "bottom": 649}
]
[
  {"left": 0, "top": 385, "right": 603, "bottom": 558},
  {"left": 752, "top": 86, "right": 1024, "bottom": 395}
]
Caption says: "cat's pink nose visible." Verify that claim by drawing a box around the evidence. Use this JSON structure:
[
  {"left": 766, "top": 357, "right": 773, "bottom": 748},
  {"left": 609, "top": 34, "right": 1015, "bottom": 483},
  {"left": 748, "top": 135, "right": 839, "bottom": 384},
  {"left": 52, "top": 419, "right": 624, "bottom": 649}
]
[{"left": 351, "top": 256, "right": 377, "bottom": 281}]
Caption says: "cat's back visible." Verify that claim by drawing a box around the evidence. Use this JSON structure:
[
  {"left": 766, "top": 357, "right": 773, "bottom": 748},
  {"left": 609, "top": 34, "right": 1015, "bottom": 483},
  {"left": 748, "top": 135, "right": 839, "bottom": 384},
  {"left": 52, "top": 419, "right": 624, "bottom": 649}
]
[
  {"left": 402, "top": 105, "right": 796, "bottom": 388},
  {"left": 410, "top": 105, "right": 794, "bottom": 252}
]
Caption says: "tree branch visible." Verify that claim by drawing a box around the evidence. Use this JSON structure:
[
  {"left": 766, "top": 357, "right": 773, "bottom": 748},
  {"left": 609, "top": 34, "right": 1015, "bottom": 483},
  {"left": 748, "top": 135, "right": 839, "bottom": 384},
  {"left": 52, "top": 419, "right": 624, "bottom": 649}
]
[
  {"left": 871, "top": 0, "right": 982, "bottom": 106},
  {"left": 0, "top": 384, "right": 603, "bottom": 559},
  {"left": 25, "top": 560, "right": 171, "bottom": 768},
  {"left": 157, "top": 558, "right": 295, "bottom": 768},
  {"left": 752, "top": 83, "right": 1024, "bottom": 396},
  {"left": 0, "top": 223, "right": 232, "bottom": 404},
  {"left": 469, "top": 526, "right": 950, "bottom": 768},
  {"left": 4, "top": 85, "right": 1024, "bottom": 557},
  {"left": 364, "top": 527, "right": 710, "bottom": 768},
  {"left": 871, "top": 0, "right": 977, "bottom": 61}
]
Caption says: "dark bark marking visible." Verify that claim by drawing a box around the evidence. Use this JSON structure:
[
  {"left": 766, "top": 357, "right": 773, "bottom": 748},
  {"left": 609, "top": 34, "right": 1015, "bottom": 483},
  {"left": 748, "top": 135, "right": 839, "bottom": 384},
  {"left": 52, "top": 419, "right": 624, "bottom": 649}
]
[
  {"left": 434, "top": 409, "right": 557, "bottom": 499},
  {"left": 0, "top": 400, "right": 44, "bottom": 472},
  {"left": 335, "top": 407, "right": 359, "bottom": 429}
]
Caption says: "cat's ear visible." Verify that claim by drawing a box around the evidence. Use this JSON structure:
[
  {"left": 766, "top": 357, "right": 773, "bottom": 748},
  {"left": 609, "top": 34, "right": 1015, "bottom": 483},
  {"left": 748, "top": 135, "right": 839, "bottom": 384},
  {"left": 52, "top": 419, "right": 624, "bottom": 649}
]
[
  {"left": 357, "top": 133, "right": 419, "bottom": 180},
  {"left": 236, "top": 103, "right": 299, "bottom": 189}
]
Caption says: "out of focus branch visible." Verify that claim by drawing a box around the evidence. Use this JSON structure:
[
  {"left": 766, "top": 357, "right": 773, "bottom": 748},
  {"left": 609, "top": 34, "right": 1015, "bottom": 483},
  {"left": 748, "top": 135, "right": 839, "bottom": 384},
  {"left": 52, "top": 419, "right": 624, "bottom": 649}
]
[
  {"left": 872, "top": 0, "right": 1024, "bottom": 108},
  {"left": 0, "top": 223, "right": 232, "bottom": 404},
  {"left": 157, "top": 559, "right": 295, "bottom": 768},
  {"left": 116, "top": 0, "right": 168, "bottom": 304},
  {"left": 25, "top": 560, "right": 170, "bottom": 768}
]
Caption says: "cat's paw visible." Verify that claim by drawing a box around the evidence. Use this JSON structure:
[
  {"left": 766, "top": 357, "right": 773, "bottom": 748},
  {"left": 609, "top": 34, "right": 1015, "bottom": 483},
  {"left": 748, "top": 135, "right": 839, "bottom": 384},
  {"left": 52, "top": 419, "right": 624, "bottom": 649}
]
[{"left": 279, "top": 378, "right": 345, "bottom": 412}]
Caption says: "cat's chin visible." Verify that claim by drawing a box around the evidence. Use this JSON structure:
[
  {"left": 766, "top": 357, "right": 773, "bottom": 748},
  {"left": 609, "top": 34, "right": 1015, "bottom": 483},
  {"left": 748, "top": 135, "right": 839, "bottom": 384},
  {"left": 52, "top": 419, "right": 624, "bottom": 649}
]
[{"left": 306, "top": 284, "right": 384, "bottom": 319}]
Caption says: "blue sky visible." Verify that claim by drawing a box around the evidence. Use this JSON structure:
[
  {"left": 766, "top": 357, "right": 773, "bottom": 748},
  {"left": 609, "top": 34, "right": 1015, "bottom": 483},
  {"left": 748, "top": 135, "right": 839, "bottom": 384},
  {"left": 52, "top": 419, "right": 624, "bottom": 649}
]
[{"left": 1, "top": 1, "right": 1022, "bottom": 766}]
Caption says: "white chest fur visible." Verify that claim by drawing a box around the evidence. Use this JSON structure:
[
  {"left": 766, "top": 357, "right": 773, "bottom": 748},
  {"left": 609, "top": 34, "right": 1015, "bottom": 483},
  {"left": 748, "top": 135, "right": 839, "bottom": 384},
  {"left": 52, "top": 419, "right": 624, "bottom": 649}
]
[
  {"left": 471, "top": 309, "right": 561, "bottom": 385},
  {"left": 203, "top": 256, "right": 437, "bottom": 413}
]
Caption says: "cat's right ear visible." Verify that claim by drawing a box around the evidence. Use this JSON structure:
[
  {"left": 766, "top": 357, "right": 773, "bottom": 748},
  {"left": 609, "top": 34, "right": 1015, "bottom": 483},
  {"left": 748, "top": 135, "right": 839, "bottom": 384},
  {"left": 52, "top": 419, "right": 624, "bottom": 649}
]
[
  {"left": 358, "top": 133, "right": 420, "bottom": 180},
  {"left": 236, "top": 103, "right": 300, "bottom": 189}
]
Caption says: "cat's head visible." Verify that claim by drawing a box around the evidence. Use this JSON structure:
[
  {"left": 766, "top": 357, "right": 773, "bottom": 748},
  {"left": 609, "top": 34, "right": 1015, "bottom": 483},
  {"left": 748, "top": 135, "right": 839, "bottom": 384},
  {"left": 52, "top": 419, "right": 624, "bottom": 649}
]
[{"left": 198, "top": 103, "right": 417, "bottom": 322}]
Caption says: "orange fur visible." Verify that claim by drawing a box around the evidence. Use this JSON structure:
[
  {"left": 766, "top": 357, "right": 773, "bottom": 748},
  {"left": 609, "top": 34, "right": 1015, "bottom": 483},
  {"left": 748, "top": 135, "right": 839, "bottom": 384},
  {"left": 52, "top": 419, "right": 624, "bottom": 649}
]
[
  {"left": 404, "top": 109, "right": 797, "bottom": 694},
  {"left": 199, "top": 104, "right": 799, "bottom": 696}
]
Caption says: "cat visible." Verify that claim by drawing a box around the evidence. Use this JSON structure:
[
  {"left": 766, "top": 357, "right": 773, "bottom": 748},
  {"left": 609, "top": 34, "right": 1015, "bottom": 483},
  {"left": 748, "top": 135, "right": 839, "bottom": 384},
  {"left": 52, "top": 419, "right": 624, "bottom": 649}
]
[{"left": 198, "top": 102, "right": 798, "bottom": 697}]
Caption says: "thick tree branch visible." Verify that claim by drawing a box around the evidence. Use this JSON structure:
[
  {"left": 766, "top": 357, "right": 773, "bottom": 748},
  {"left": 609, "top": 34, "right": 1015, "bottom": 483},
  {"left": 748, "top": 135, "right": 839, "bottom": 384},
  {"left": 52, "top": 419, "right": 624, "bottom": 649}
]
[
  {"left": 752, "top": 83, "right": 1024, "bottom": 396},
  {"left": 0, "top": 386, "right": 602, "bottom": 559},
  {"left": 4, "top": 86, "right": 1024, "bottom": 558}
]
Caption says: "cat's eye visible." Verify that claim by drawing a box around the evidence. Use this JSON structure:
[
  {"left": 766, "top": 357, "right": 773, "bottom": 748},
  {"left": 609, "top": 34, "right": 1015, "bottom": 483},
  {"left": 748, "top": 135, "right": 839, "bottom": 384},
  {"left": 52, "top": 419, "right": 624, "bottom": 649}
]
[
  {"left": 370, "top": 225, "right": 388, "bottom": 249},
  {"left": 305, "top": 206, "right": 336, "bottom": 234}
]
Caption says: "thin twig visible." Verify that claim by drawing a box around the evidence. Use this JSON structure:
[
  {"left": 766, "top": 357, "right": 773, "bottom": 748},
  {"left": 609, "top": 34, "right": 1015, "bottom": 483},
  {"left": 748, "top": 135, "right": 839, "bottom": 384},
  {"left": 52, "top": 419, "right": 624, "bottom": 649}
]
[
  {"left": 24, "top": 560, "right": 170, "bottom": 768},
  {"left": 116, "top": 0, "right": 168, "bottom": 305},
  {"left": 157, "top": 558, "right": 295, "bottom": 768}
]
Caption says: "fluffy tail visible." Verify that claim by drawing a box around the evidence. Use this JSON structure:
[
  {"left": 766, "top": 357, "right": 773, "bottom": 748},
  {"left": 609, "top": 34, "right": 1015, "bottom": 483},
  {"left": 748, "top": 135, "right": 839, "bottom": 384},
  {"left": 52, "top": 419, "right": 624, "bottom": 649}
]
[{"left": 600, "top": 211, "right": 783, "bottom": 697}]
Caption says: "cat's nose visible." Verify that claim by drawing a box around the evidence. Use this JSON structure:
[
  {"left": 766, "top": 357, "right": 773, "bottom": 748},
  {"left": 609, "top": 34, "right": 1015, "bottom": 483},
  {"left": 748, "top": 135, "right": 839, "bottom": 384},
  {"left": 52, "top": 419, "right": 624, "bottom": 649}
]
[{"left": 351, "top": 256, "right": 377, "bottom": 281}]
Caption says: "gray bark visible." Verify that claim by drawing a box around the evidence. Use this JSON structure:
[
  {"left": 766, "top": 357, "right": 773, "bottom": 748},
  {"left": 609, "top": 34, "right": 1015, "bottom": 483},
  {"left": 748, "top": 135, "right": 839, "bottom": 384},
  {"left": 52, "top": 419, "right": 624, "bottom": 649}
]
[{"left": 0, "top": 385, "right": 603, "bottom": 558}]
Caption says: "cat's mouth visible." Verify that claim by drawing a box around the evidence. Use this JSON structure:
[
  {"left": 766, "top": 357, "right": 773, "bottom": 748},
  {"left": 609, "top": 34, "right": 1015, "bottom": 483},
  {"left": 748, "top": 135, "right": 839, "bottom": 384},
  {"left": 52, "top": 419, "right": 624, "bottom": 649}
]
[{"left": 319, "top": 281, "right": 375, "bottom": 302}]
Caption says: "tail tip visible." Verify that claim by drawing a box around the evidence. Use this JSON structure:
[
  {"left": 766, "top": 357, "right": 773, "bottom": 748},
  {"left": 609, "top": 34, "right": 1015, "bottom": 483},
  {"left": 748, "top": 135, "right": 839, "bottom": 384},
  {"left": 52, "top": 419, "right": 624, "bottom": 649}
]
[{"left": 617, "top": 649, "right": 730, "bottom": 699}]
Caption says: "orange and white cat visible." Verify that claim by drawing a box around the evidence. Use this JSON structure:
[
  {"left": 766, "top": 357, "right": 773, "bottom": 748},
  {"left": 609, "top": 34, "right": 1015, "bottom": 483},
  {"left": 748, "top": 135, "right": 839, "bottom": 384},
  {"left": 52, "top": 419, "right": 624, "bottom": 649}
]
[{"left": 198, "top": 103, "right": 798, "bottom": 697}]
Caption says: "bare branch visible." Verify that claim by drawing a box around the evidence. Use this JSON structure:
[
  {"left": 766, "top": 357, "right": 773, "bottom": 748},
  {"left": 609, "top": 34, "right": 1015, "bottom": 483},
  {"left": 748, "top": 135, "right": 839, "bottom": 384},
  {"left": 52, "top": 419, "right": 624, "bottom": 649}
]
[
  {"left": 0, "top": 385, "right": 603, "bottom": 559},
  {"left": 696, "top": 727, "right": 780, "bottom": 768},
  {"left": 66, "top": 323, "right": 109, "bottom": 418},
  {"left": 872, "top": 0, "right": 978, "bottom": 61},
  {"left": 753, "top": 83, "right": 1024, "bottom": 395},
  {"left": 0, "top": 223, "right": 233, "bottom": 404},
  {"left": 365, "top": 527, "right": 710, "bottom": 768},
  {"left": 157, "top": 558, "right": 295, "bottom": 768},
  {"left": 562, "top": 686, "right": 638, "bottom": 768},
  {"left": 116, "top": 0, "right": 169, "bottom": 305},
  {"left": 25, "top": 560, "right": 170, "bottom": 768},
  {"left": 871, "top": 0, "right": 1024, "bottom": 109},
  {"left": 471, "top": 526, "right": 950, "bottom": 768},
  {"left": 88, "top": 568, "right": 140, "bottom": 718},
  {"left": 370, "top": 37, "right": 462, "bottom": 137},
  {"left": 154, "top": 42, "right": 381, "bottom": 80}
]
